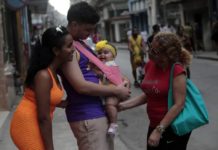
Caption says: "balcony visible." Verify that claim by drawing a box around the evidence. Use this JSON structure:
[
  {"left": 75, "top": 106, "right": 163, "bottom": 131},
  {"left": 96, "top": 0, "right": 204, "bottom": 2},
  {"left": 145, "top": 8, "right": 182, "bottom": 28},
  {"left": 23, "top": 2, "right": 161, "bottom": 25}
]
[
  {"left": 5, "top": 0, "right": 48, "bottom": 14},
  {"left": 28, "top": 0, "right": 49, "bottom": 14}
]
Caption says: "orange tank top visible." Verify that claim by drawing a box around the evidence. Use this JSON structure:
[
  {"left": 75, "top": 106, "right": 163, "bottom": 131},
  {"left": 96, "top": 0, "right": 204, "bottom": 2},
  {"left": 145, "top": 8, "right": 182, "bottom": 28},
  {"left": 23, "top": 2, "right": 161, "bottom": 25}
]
[{"left": 23, "top": 68, "right": 64, "bottom": 114}]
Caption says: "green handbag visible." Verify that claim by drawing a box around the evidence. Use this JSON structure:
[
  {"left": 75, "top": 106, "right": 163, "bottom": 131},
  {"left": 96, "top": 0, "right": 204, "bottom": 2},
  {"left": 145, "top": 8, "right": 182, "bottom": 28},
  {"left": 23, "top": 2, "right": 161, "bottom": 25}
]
[{"left": 168, "top": 64, "right": 209, "bottom": 136}]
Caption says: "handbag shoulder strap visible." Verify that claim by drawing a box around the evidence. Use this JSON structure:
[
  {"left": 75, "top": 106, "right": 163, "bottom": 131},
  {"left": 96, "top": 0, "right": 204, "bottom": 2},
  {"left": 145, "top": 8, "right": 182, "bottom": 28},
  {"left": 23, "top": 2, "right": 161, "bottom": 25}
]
[
  {"left": 169, "top": 63, "right": 184, "bottom": 86},
  {"left": 169, "top": 64, "right": 176, "bottom": 90},
  {"left": 168, "top": 63, "right": 186, "bottom": 108}
]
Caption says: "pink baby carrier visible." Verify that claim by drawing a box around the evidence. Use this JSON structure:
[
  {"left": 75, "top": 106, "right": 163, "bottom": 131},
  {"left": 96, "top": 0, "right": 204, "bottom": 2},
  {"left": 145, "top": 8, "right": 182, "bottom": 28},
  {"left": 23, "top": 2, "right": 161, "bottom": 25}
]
[{"left": 73, "top": 41, "right": 123, "bottom": 85}]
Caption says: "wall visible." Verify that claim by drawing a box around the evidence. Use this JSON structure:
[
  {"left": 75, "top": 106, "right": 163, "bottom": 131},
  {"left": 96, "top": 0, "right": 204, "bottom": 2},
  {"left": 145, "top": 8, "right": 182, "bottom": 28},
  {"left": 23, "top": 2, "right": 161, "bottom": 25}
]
[
  {"left": 112, "top": 19, "right": 130, "bottom": 42},
  {"left": 203, "top": 13, "right": 213, "bottom": 51},
  {"left": 0, "top": 6, "right": 16, "bottom": 110},
  {"left": 0, "top": 9, "right": 7, "bottom": 110}
]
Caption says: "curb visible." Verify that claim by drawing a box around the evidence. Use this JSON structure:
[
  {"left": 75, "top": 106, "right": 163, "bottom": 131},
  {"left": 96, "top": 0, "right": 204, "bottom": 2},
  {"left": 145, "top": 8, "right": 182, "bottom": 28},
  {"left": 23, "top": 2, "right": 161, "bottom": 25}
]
[
  {"left": 0, "top": 111, "right": 10, "bottom": 141},
  {"left": 195, "top": 56, "right": 218, "bottom": 61},
  {"left": 110, "top": 43, "right": 128, "bottom": 50},
  {"left": 114, "top": 46, "right": 128, "bottom": 50}
]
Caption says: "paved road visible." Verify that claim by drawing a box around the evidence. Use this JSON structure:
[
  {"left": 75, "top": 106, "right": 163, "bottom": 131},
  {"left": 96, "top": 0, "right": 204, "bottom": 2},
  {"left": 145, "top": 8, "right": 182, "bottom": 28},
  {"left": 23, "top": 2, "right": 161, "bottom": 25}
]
[{"left": 1, "top": 48, "right": 217, "bottom": 150}]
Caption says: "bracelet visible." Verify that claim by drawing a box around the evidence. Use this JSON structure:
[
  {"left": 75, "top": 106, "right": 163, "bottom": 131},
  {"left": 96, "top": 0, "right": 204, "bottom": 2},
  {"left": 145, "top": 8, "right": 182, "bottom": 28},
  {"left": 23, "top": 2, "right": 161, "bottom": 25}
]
[{"left": 156, "top": 124, "right": 165, "bottom": 134}]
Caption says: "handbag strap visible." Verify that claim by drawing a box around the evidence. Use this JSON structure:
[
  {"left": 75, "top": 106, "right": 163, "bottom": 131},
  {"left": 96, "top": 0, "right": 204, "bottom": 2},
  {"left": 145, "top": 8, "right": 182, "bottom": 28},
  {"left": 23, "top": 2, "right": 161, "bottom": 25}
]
[
  {"left": 168, "top": 63, "right": 184, "bottom": 108},
  {"left": 169, "top": 64, "right": 175, "bottom": 90},
  {"left": 73, "top": 41, "right": 122, "bottom": 85},
  {"left": 169, "top": 63, "right": 186, "bottom": 88}
]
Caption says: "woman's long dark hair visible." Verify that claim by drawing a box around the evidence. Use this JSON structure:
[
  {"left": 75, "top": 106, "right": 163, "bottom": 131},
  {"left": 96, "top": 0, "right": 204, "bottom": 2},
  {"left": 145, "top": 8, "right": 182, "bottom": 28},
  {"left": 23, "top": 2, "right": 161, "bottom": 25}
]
[{"left": 24, "top": 26, "right": 69, "bottom": 87}]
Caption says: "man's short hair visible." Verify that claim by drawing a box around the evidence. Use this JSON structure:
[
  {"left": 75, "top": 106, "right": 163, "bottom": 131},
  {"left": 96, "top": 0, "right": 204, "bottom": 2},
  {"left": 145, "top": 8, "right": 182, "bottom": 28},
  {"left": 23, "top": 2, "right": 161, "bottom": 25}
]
[
  {"left": 132, "top": 27, "right": 139, "bottom": 34},
  {"left": 67, "top": 2, "right": 100, "bottom": 24},
  {"left": 152, "top": 24, "right": 160, "bottom": 32}
]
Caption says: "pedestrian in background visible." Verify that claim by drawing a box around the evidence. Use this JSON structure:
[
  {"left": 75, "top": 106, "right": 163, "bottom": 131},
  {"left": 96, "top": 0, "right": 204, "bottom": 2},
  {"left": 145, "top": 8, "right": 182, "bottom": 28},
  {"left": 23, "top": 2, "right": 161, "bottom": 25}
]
[
  {"left": 212, "top": 21, "right": 218, "bottom": 55},
  {"left": 211, "top": 21, "right": 218, "bottom": 45},
  {"left": 91, "top": 27, "right": 101, "bottom": 44},
  {"left": 176, "top": 25, "right": 193, "bottom": 78},
  {"left": 59, "top": 2, "right": 130, "bottom": 150},
  {"left": 10, "top": 26, "right": 74, "bottom": 150},
  {"left": 183, "top": 22, "right": 194, "bottom": 51},
  {"left": 128, "top": 27, "right": 146, "bottom": 87},
  {"left": 146, "top": 24, "right": 160, "bottom": 64},
  {"left": 119, "top": 32, "right": 192, "bottom": 150},
  {"left": 177, "top": 25, "right": 193, "bottom": 53},
  {"left": 147, "top": 24, "right": 160, "bottom": 44}
]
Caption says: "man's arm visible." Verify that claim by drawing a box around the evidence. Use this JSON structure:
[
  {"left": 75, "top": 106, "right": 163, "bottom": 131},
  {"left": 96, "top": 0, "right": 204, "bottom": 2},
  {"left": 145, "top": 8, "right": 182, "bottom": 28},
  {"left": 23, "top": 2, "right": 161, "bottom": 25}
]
[
  {"left": 128, "top": 39, "right": 133, "bottom": 52},
  {"left": 141, "top": 38, "right": 147, "bottom": 54},
  {"left": 61, "top": 53, "right": 130, "bottom": 100}
]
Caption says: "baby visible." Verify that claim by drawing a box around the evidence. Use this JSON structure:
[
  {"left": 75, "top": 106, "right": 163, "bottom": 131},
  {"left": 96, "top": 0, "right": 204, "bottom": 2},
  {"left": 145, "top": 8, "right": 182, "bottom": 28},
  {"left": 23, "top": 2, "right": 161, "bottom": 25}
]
[{"left": 95, "top": 40, "right": 127, "bottom": 136}]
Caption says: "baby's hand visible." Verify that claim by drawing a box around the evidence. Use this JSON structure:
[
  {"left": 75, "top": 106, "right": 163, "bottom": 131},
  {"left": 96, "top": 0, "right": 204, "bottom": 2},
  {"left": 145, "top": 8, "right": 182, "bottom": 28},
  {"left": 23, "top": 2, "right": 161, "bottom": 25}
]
[{"left": 116, "top": 81, "right": 131, "bottom": 100}]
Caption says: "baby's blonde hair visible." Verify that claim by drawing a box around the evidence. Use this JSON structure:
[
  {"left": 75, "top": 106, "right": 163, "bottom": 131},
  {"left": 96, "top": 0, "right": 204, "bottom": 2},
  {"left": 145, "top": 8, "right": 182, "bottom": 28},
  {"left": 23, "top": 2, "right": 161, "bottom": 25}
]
[{"left": 95, "top": 40, "right": 117, "bottom": 57}]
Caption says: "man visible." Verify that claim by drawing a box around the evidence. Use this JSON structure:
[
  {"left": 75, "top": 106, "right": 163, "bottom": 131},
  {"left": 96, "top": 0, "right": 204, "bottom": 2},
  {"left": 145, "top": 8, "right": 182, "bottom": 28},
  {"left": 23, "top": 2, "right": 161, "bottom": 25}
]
[
  {"left": 184, "top": 23, "right": 194, "bottom": 51},
  {"left": 176, "top": 25, "right": 193, "bottom": 78},
  {"left": 128, "top": 27, "right": 146, "bottom": 87},
  {"left": 60, "top": 2, "right": 130, "bottom": 150},
  {"left": 147, "top": 24, "right": 160, "bottom": 44},
  {"left": 212, "top": 21, "right": 218, "bottom": 45},
  {"left": 212, "top": 21, "right": 218, "bottom": 55}
]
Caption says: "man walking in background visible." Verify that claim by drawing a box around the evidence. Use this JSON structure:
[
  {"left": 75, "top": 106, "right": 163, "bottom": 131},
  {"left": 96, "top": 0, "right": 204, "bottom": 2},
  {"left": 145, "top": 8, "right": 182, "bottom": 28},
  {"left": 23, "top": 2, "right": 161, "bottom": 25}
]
[{"left": 128, "top": 27, "right": 146, "bottom": 87}]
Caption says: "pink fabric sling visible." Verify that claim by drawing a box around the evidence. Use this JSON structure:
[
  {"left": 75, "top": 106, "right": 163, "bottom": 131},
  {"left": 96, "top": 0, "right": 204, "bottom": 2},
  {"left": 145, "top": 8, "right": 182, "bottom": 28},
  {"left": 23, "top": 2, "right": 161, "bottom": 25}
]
[{"left": 73, "top": 41, "right": 123, "bottom": 85}]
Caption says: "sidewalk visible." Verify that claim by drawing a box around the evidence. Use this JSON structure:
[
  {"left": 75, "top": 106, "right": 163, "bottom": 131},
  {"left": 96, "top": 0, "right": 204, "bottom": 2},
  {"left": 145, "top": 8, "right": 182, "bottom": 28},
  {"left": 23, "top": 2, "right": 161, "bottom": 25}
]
[
  {"left": 0, "top": 102, "right": 130, "bottom": 150},
  {"left": 111, "top": 42, "right": 218, "bottom": 61},
  {"left": 0, "top": 110, "right": 9, "bottom": 141},
  {"left": 111, "top": 42, "right": 128, "bottom": 50},
  {"left": 194, "top": 51, "right": 218, "bottom": 61}
]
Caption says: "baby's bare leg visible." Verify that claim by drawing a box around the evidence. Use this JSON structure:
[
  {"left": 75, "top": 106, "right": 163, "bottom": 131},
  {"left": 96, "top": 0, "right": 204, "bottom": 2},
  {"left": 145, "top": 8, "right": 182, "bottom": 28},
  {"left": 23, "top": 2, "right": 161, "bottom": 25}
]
[
  {"left": 105, "top": 97, "right": 119, "bottom": 135},
  {"left": 105, "top": 97, "right": 119, "bottom": 124}
]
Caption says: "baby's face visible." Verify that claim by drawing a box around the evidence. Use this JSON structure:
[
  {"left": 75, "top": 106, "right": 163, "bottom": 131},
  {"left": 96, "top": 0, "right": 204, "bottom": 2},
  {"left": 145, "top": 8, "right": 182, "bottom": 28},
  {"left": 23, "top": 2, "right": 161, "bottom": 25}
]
[{"left": 97, "top": 48, "right": 114, "bottom": 62}]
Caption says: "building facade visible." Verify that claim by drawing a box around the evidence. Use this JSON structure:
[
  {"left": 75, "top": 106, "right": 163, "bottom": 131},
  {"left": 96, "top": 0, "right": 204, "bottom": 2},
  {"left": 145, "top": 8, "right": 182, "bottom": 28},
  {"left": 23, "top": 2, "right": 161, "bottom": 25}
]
[
  {"left": 160, "top": 0, "right": 215, "bottom": 51},
  {"left": 128, "top": 0, "right": 148, "bottom": 33},
  {"left": 95, "top": 0, "right": 130, "bottom": 42},
  {"left": 0, "top": 0, "right": 48, "bottom": 110},
  {"left": 128, "top": 0, "right": 217, "bottom": 51}
]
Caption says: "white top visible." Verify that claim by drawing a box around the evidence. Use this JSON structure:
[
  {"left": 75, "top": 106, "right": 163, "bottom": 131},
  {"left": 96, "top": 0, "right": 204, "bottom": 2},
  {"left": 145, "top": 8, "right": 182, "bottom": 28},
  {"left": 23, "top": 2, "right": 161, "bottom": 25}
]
[{"left": 105, "top": 60, "right": 118, "bottom": 67}]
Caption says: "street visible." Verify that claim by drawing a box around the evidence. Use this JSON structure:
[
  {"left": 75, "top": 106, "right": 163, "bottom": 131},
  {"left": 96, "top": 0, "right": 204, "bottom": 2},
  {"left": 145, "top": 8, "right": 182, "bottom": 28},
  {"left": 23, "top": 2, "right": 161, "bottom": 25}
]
[
  {"left": 1, "top": 0, "right": 218, "bottom": 150},
  {"left": 116, "top": 48, "right": 218, "bottom": 150},
  {"left": 0, "top": 48, "right": 218, "bottom": 150}
]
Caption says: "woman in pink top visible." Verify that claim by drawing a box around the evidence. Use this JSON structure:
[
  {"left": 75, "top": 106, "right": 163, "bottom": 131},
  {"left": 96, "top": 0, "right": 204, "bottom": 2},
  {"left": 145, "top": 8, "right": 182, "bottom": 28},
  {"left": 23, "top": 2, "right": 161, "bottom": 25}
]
[{"left": 119, "top": 32, "right": 192, "bottom": 150}]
